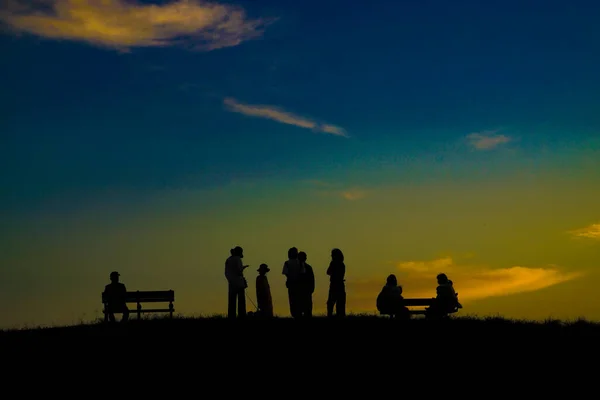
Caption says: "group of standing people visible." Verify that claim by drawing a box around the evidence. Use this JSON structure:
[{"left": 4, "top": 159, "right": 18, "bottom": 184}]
[{"left": 224, "top": 246, "right": 347, "bottom": 319}]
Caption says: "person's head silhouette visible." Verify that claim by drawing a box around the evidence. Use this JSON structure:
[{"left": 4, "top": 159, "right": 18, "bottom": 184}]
[
  {"left": 386, "top": 274, "right": 397, "bottom": 286},
  {"left": 288, "top": 247, "right": 298, "bottom": 259},
  {"left": 110, "top": 271, "right": 120, "bottom": 283},
  {"left": 298, "top": 251, "right": 307, "bottom": 263},
  {"left": 437, "top": 273, "right": 449, "bottom": 284},
  {"left": 257, "top": 264, "right": 270, "bottom": 275},
  {"left": 232, "top": 246, "right": 244, "bottom": 258},
  {"left": 331, "top": 248, "right": 344, "bottom": 262}
]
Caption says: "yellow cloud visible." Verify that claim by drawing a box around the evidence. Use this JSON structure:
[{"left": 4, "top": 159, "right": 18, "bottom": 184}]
[
  {"left": 223, "top": 97, "right": 349, "bottom": 137},
  {"left": 0, "top": 0, "right": 271, "bottom": 51},
  {"left": 569, "top": 223, "right": 600, "bottom": 240},
  {"left": 341, "top": 189, "right": 366, "bottom": 201},
  {"left": 348, "top": 257, "right": 582, "bottom": 312},
  {"left": 466, "top": 130, "right": 511, "bottom": 150}
]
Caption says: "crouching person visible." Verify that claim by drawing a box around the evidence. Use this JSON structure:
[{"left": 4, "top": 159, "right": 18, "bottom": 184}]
[{"left": 376, "top": 274, "right": 409, "bottom": 319}]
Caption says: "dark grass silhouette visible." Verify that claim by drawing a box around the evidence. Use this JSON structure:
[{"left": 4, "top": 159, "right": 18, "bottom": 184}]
[
  {"left": 2, "top": 313, "right": 599, "bottom": 339},
  {"left": 3, "top": 313, "right": 597, "bottom": 389}
]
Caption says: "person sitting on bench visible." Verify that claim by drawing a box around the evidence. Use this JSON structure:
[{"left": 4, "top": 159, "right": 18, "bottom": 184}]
[
  {"left": 103, "top": 271, "right": 129, "bottom": 323},
  {"left": 376, "top": 274, "right": 409, "bottom": 319},
  {"left": 427, "top": 273, "right": 462, "bottom": 317}
]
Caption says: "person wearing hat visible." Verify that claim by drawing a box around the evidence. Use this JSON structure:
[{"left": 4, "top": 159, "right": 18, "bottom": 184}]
[
  {"left": 225, "top": 246, "right": 249, "bottom": 319},
  {"left": 103, "top": 271, "right": 129, "bottom": 323},
  {"left": 255, "top": 264, "right": 273, "bottom": 318}
]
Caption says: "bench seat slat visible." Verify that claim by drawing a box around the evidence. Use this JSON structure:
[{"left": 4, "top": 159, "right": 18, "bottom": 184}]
[{"left": 102, "top": 308, "right": 173, "bottom": 314}]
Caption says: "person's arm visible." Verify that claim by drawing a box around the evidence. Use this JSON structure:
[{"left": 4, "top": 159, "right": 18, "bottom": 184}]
[
  {"left": 326, "top": 262, "right": 332, "bottom": 276},
  {"left": 309, "top": 267, "right": 315, "bottom": 293},
  {"left": 282, "top": 261, "right": 288, "bottom": 276}
]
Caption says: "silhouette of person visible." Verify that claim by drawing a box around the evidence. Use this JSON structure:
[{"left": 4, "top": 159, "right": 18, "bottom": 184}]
[
  {"left": 376, "top": 274, "right": 409, "bottom": 319},
  {"left": 103, "top": 271, "right": 129, "bottom": 323},
  {"left": 282, "top": 247, "right": 305, "bottom": 318},
  {"left": 255, "top": 264, "right": 273, "bottom": 318},
  {"left": 427, "top": 273, "right": 462, "bottom": 318},
  {"left": 225, "top": 246, "right": 249, "bottom": 319},
  {"left": 326, "top": 248, "right": 346, "bottom": 317},
  {"left": 298, "top": 251, "right": 315, "bottom": 317}
]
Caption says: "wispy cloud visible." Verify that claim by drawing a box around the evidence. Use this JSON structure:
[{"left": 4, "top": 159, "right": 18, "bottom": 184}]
[
  {"left": 341, "top": 189, "right": 367, "bottom": 201},
  {"left": 0, "top": 0, "right": 272, "bottom": 52},
  {"left": 348, "top": 256, "right": 582, "bottom": 311},
  {"left": 569, "top": 223, "right": 600, "bottom": 240},
  {"left": 304, "top": 180, "right": 367, "bottom": 200},
  {"left": 223, "top": 98, "right": 348, "bottom": 137},
  {"left": 466, "top": 130, "right": 511, "bottom": 150}
]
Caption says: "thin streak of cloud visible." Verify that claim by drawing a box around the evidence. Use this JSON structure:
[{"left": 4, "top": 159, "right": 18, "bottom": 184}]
[
  {"left": 569, "top": 223, "right": 600, "bottom": 240},
  {"left": 0, "top": 0, "right": 273, "bottom": 52},
  {"left": 341, "top": 189, "right": 367, "bottom": 201},
  {"left": 347, "top": 256, "right": 582, "bottom": 311},
  {"left": 466, "top": 130, "right": 512, "bottom": 150},
  {"left": 223, "top": 98, "right": 349, "bottom": 137},
  {"left": 304, "top": 180, "right": 367, "bottom": 200}
]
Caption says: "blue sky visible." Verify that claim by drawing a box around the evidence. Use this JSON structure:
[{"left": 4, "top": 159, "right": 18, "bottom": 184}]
[
  {"left": 2, "top": 0, "right": 599, "bottom": 216},
  {"left": 1, "top": 0, "right": 599, "bottom": 328}
]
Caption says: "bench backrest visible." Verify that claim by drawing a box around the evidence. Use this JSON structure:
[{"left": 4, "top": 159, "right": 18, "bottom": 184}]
[{"left": 102, "top": 290, "right": 175, "bottom": 304}]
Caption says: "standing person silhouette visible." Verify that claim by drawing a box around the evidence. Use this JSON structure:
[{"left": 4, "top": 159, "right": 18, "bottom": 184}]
[
  {"left": 256, "top": 264, "right": 273, "bottom": 317},
  {"left": 282, "top": 247, "right": 305, "bottom": 318},
  {"left": 298, "top": 251, "right": 315, "bottom": 317},
  {"left": 225, "top": 246, "right": 249, "bottom": 319},
  {"left": 326, "top": 248, "right": 346, "bottom": 318}
]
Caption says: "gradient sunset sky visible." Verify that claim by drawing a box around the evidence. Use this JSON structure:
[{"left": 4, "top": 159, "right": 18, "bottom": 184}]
[{"left": 1, "top": 0, "right": 599, "bottom": 329}]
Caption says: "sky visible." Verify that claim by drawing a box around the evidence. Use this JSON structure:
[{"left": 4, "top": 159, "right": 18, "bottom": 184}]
[{"left": 1, "top": 0, "right": 599, "bottom": 329}]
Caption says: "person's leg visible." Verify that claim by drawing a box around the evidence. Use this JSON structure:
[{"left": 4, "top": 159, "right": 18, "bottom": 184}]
[
  {"left": 326, "top": 285, "right": 336, "bottom": 317},
  {"left": 291, "top": 287, "right": 302, "bottom": 318},
  {"left": 337, "top": 287, "right": 346, "bottom": 317},
  {"left": 228, "top": 284, "right": 237, "bottom": 318},
  {"left": 121, "top": 306, "right": 129, "bottom": 322},
  {"left": 238, "top": 289, "right": 246, "bottom": 318},
  {"left": 306, "top": 292, "right": 313, "bottom": 317}
]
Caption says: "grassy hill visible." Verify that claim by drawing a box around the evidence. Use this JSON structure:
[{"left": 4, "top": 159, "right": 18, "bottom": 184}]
[
  {"left": 2, "top": 313, "right": 597, "bottom": 388},
  {"left": 2, "top": 313, "right": 598, "bottom": 339}
]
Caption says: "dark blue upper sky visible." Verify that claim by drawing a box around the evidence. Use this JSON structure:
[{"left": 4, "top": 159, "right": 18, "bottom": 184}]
[{"left": 1, "top": 0, "right": 599, "bottom": 215}]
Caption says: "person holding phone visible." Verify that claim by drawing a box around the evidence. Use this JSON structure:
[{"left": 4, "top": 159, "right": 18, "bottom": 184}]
[{"left": 225, "top": 246, "right": 249, "bottom": 319}]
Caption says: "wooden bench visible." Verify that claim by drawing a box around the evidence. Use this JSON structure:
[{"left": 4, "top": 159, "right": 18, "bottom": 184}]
[
  {"left": 403, "top": 298, "right": 436, "bottom": 316},
  {"left": 102, "top": 290, "right": 175, "bottom": 322},
  {"left": 403, "top": 295, "right": 462, "bottom": 318}
]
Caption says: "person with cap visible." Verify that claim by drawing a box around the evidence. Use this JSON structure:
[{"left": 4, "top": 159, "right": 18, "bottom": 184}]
[
  {"left": 103, "top": 271, "right": 129, "bottom": 323},
  {"left": 225, "top": 246, "right": 249, "bottom": 319},
  {"left": 255, "top": 264, "right": 273, "bottom": 318}
]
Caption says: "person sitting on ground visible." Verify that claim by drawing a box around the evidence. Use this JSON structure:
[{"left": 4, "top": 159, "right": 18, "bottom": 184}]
[
  {"left": 103, "top": 271, "right": 129, "bottom": 323},
  {"left": 376, "top": 274, "right": 409, "bottom": 319},
  {"left": 256, "top": 264, "right": 273, "bottom": 318}
]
